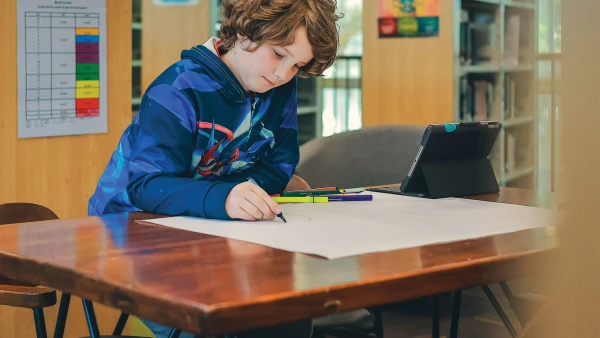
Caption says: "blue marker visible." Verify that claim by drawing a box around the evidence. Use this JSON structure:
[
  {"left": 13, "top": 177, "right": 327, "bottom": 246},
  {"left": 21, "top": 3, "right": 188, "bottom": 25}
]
[
  {"left": 247, "top": 178, "right": 287, "bottom": 223},
  {"left": 326, "top": 194, "right": 373, "bottom": 202}
]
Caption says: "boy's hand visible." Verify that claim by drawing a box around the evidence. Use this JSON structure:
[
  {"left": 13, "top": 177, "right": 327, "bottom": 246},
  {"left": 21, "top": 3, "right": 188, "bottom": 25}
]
[{"left": 225, "top": 182, "right": 282, "bottom": 221}]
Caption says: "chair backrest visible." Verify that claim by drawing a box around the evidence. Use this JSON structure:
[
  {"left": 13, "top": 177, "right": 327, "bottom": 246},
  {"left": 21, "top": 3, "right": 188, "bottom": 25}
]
[
  {"left": 295, "top": 124, "right": 424, "bottom": 189},
  {"left": 0, "top": 203, "right": 59, "bottom": 225},
  {"left": 285, "top": 175, "right": 311, "bottom": 191}
]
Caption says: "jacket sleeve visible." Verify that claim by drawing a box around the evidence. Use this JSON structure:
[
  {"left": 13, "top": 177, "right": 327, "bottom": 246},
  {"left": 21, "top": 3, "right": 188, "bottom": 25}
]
[
  {"left": 126, "top": 84, "right": 238, "bottom": 219},
  {"left": 215, "top": 89, "right": 300, "bottom": 195}
]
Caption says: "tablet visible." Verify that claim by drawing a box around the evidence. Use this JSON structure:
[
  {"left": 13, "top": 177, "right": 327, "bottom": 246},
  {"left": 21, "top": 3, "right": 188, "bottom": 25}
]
[{"left": 368, "top": 121, "right": 502, "bottom": 198}]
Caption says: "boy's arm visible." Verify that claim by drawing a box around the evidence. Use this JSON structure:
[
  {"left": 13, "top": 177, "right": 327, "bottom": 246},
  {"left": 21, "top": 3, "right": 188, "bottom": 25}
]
[
  {"left": 126, "top": 84, "right": 238, "bottom": 219},
  {"left": 216, "top": 90, "right": 300, "bottom": 194}
]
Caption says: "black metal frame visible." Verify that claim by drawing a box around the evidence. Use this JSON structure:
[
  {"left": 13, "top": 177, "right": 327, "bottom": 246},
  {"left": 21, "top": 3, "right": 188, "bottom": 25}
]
[
  {"left": 112, "top": 312, "right": 130, "bottom": 335},
  {"left": 52, "top": 293, "right": 134, "bottom": 338},
  {"left": 432, "top": 295, "right": 440, "bottom": 338},
  {"left": 82, "top": 299, "right": 101, "bottom": 337},
  {"left": 481, "top": 285, "right": 518, "bottom": 337},
  {"left": 450, "top": 290, "right": 462, "bottom": 338},
  {"left": 53, "top": 293, "right": 70, "bottom": 338},
  {"left": 51, "top": 286, "right": 517, "bottom": 338},
  {"left": 33, "top": 307, "right": 48, "bottom": 338},
  {"left": 168, "top": 328, "right": 182, "bottom": 338},
  {"left": 449, "top": 283, "right": 519, "bottom": 338},
  {"left": 373, "top": 307, "right": 384, "bottom": 338}
]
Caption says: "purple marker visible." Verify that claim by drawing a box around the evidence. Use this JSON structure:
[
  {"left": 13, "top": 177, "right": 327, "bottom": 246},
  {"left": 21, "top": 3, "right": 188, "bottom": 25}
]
[{"left": 327, "top": 194, "right": 373, "bottom": 202}]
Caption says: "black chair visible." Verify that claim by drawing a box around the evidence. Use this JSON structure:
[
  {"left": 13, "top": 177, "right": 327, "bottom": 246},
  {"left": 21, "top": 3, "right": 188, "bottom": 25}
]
[
  {"left": 295, "top": 125, "right": 427, "bottom": 338},
  {"left": 0, "top": 203, "right": 61, "bottom": 338},
  {"left": 0, "top": 202, "right": 152, "bottom": 338}
]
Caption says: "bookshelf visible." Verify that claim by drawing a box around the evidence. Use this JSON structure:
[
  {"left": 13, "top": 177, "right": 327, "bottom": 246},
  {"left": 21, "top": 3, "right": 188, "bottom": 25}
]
[
  {"left": 296, "top": 76, "right": 324, "bottom": 144},
  {"left": 454, "top": 0, "right": 537, "bottom": 188}
]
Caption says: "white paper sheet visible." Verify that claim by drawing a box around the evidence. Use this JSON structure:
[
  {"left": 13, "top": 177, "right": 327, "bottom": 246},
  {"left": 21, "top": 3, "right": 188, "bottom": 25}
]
[
  {"left": 17, "top": 0, "right": 108, "bottom": 138},
  {"left": 142, "top": 192, "right": 557, "bottom": 259}
]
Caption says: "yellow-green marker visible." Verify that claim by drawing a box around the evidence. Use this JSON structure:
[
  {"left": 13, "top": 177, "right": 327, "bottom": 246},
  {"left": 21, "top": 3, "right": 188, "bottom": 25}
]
[{"left": 272, "top": 196, "right": 329, "bottom": 203}]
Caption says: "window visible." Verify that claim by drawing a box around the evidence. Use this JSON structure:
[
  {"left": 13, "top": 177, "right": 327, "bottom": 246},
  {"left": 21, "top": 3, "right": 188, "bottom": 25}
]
[
  {"left": 321, "top": 0, "right": 364, "bottom": 137},
  {"left": 536, "top": 0, "right": 561, "bottom": 192}
]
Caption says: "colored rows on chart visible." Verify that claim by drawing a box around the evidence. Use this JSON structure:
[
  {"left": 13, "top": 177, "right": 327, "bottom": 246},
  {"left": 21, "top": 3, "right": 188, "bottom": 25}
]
[
  {"left": 76, "top": 27, "right": 100, "bottom": 117},
  {"left": 76, "top": 98, "right": 99, "bottom": 117}
]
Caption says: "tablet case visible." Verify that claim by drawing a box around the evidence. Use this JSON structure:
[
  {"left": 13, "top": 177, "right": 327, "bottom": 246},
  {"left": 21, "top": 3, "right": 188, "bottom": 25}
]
[{"left": 400, "top": 122, "right": 501, "bottom": 198}]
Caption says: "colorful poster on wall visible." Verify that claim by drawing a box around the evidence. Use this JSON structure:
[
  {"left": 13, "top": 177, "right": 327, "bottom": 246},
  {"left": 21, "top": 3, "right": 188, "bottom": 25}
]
[{"left": 377, "top": 0, "right": 439, "bottom": 38}]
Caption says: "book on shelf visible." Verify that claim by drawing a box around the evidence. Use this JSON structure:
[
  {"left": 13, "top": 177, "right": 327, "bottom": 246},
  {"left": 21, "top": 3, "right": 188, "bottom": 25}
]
[
  {"left": 506, "top": 132, "right": 516, "bottom": 172},
  {"left": 460, "top": 9, "right": 496, "bottom": 66},
  {"left": 504, "top": 13, "right": 521, "bottom": 66},
  {"left": 505, "top": 129, "right": 534, "bottom": 176},
  {"left": 504, "top": 74, "right": 533, "bottom": 120},
  {"left": 460, "top": 77, "right": 495, "bottom": 122},
  {"left": 504, "top": 75, "right": 517, "bottom": 119}
]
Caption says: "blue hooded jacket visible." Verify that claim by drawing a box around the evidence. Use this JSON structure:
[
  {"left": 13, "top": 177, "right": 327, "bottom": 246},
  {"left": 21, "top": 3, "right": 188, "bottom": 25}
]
[{"left": 88, "top": 39, "right": 300, "bottom": 219}]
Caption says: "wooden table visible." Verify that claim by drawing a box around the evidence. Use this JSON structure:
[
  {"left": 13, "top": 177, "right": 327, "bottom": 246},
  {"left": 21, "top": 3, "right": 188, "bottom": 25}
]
[{"left": 0, "top": 188, "right": 557, "bottom": 335}]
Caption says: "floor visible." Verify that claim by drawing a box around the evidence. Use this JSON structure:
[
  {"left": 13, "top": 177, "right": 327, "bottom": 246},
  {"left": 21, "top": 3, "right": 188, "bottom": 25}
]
[{"left": 325, "top": 284, "right": 531, "bottom": 338}]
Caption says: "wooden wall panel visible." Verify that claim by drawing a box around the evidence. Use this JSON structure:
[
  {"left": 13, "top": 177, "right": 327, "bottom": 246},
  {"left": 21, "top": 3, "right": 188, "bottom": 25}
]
[
  {"left": 362, "top": 0, "right": 454, "bottom": 126},
  {"left": 141, "top": 0, "right": 211, "bottom": 93},
  {"left": 0, "top": 0, "right": 133, "bottom": 336}
]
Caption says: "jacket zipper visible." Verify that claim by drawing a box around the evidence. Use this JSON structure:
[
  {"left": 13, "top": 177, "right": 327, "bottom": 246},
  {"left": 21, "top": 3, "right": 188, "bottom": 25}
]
[{"left": 250, "top": 96, "right": 257, "bottom": 128}]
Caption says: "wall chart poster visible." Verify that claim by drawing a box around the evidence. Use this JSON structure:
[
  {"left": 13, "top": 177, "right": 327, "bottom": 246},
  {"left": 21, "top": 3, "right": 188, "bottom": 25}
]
[
  {"left": 377, "top": 0, "right": 439, "bottom": 38},
  {"left": 17, "top": 0, "right": 107, "bottom": 138}
]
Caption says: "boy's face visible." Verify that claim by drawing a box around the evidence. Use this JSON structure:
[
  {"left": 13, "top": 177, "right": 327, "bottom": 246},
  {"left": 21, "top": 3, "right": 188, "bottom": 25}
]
[{"left": 226, "top": 26, "right": 314, "bottom": 93}]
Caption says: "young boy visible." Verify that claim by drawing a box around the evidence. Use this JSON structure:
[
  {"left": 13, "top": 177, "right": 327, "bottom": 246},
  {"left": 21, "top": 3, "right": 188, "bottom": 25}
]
[
  {"left": 89, "top": 0, "right": 340, "bottom": 336},
  {"left": 88, "top": 0, "right": 339, "bottom": 222}
]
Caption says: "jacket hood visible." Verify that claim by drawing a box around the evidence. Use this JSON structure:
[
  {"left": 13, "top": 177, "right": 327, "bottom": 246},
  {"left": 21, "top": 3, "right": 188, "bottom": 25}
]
[{"left": 180, "top": 38, "right": 251, "bottom": 102}]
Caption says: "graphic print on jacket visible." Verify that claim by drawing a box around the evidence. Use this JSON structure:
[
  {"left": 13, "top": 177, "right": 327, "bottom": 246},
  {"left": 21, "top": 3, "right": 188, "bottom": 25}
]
[{"left": 194, "top": 100, "right": 275, "bottom": 178}]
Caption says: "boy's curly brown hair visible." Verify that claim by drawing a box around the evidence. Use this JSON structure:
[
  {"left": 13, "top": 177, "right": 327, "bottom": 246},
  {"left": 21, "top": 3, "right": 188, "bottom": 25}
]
[{"left": 219, "top": 0, "right": 342, "bottom": 78}]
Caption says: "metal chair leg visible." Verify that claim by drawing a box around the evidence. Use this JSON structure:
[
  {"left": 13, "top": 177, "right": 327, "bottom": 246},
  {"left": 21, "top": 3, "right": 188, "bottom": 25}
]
[
  {"left": 432, "top": 295, "right": 440, "bottom": 338},
  {"left": 53, "top": 293, "right": 71, "bottom": 338},
  {"left": 33, "top": 308, "right": 48, "bottom": 338},
  {"left": 450, "top": 290, "right": 462, "bottom": 338},
  {"left": 168, "top": 328, "right": 182, "bottom": 338},
  {"left": 499, "top": 281, "right": 514, "bottom": 300},
  {"left": 482, "top": 285, "right": 518, "bottom": 338},
  {"left": 112, "top": 312, "right": 130, "bottom": 335},
  {"left": 82, "top": 298, "right": 101, "bottom": 338},
  {"left": 373, "top": 307, "right": 384, "bottom": 338}
]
